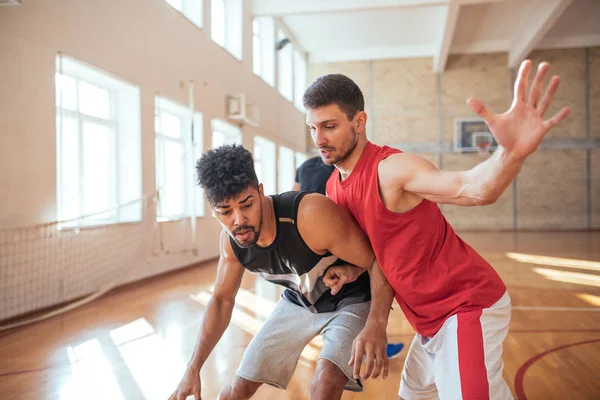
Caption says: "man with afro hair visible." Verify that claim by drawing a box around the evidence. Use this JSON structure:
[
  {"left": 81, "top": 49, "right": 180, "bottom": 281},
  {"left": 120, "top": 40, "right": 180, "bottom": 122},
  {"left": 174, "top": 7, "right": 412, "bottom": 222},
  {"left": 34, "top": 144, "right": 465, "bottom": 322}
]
[{"left": 169, "top": 144, "right": 393, "bottom": 400}]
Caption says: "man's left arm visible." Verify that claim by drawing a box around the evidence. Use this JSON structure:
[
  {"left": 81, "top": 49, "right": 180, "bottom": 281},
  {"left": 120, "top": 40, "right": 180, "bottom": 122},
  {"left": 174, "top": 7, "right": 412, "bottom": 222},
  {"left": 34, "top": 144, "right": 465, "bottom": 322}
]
[
  {"left": 383, "top": 60, "right": 570, "bottom": 207},
  {"left": 297, "top": 193, "right": 395, "bottom": 380}
]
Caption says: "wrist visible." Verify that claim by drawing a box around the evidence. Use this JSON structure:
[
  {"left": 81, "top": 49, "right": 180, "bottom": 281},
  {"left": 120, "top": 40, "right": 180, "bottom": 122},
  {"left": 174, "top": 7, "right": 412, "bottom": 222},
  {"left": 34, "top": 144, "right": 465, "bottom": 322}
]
[
  {"left": 498, "top": 145, "right": 526, "bottom": 164},
  {"left": 188, "top": 358, "right": 202, "bottom": 372},
  {"left": 366, "top": 316, "right": 388, "bottom": 329}
]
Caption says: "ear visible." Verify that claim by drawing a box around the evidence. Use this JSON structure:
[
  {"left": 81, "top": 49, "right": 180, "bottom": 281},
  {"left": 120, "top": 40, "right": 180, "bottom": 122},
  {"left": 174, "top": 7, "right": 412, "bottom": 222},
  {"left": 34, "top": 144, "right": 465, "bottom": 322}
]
[
  {"left": 258, "top": 183, "right": 264, "bottom": 198},
  {"left": 354, "top": 111, "right": 368, "bottom": 133}
]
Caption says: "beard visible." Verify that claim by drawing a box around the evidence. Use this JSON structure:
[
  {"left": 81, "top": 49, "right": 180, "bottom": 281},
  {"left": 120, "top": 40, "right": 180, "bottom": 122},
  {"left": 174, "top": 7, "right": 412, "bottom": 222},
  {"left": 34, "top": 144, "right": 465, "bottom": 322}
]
[
  {"left": 231, "top": 206, "right": 263, "bottom": 248},
  {"left": 319, "top": 127, "right": 359, "bottom": 166}
]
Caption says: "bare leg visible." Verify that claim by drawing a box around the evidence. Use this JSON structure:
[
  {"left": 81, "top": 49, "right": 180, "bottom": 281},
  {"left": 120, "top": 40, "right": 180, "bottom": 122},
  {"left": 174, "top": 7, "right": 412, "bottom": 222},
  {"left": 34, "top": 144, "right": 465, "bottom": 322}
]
[
  {"left": 309, "top": 359, "right": 348, "bottom": 400},
  {"left": 218, "top": 376, "right": 262, "bottom": 400}
]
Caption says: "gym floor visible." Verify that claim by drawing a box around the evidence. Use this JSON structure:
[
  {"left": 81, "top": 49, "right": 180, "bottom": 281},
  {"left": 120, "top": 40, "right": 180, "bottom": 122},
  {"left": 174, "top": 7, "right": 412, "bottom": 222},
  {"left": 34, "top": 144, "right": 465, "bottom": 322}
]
[{"left": 1, "top": 231, "right": 598, "bottom": 400}]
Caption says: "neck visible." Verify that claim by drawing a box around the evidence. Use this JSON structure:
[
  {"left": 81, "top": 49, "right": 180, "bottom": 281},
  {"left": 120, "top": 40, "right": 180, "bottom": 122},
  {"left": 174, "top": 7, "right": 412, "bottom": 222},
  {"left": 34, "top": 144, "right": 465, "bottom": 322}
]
[
  {"left": 335, "top": 137, "right": 368, "bottom": 181},
  {"left": 255, "top": 196, "right": 277, "bottom": 247}
]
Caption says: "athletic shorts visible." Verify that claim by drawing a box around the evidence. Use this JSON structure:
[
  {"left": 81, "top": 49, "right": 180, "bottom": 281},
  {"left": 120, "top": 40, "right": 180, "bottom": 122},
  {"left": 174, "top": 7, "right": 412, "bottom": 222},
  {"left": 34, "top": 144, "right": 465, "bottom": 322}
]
[
  {"left": 236, "top": 295, "right": 370, "bottom": 392},
  {"left": 399, "top": 291, "right": 513, "bottom": 400}
]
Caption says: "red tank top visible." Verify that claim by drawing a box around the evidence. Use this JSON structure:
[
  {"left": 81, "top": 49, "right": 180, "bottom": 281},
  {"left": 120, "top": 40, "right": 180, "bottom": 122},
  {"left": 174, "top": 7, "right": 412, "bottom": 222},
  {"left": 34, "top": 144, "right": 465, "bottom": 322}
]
[{"left": 327, "top": 142, "right": 506, "bottom": 337}]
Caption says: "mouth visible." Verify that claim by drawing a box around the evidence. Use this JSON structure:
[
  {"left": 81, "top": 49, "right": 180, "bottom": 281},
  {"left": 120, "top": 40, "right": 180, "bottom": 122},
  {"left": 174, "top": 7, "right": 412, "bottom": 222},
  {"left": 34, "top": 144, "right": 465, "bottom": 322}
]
[
  {"left": 235, "top": 230, "right": 252, "bottom": 241},
  {"left": 320, "top": 149, "right": 333, "bottom": 158}
]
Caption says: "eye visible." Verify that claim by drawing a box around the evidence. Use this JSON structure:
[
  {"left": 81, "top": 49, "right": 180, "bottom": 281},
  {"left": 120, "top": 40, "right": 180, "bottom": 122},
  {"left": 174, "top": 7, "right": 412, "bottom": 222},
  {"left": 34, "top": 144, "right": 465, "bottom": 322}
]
[
  {"left": 325, "top": 125, "right": 335, "bottom": 130},
  {"left": 242, "top": 203, "right": 252, "bottom": 210},
  {"left": 220, "top": 210, "right": 231, "bottom": 216}
]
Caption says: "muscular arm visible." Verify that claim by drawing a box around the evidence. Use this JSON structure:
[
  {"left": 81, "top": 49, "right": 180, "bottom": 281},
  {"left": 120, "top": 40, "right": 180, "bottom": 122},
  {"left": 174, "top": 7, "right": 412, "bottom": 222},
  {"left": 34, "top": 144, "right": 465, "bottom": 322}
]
[
  {"left": 297, "top": 194, "right": 396, "bottom": 379},
  {"left": 297, "top": 193, "right": 374, "bottom": 268},
  {"left": 186, "top": 230, "right": 245, "bottom": 372},
  {"left": 380, "top": 149, "right": 522, "bottom": 207},
  {"left": 382, "top": 60, "right": 571, "bottom": 207}
]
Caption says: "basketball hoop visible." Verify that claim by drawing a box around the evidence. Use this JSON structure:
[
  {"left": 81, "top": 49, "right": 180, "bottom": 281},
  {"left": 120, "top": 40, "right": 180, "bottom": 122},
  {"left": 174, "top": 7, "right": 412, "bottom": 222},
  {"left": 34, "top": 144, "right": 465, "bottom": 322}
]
[{"left": 476, "top": 142, "right": 491, "bottom": 155}]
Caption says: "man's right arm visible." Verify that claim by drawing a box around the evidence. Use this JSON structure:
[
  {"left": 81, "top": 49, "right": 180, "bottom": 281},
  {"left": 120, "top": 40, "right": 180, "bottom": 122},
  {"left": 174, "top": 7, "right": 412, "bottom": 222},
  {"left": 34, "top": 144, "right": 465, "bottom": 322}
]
[
  {"left": 187, "top": 230, "right": 245, "bottom": 370},
  {"left": 170, "top": 230, "right": 245, "bottom": 400}
]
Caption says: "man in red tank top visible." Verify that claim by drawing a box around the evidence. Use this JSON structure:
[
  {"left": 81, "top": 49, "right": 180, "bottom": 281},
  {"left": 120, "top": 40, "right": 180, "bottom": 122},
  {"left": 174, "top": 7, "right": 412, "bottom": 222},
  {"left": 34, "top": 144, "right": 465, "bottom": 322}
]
[{"left": 304, "top": 60, "right": 570, "bottom": 400}]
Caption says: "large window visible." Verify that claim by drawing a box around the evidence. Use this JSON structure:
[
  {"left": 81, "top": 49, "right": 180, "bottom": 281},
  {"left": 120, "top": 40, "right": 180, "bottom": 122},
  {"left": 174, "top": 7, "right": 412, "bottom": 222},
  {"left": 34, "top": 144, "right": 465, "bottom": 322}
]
[
  {"left": 155, "top": 97, "right": 203, "bottom": 220},
  {"left": 254, "top": 137, "right": 276, "bottom": 196},
  {"left": 211, "top": 118, "right": 241, "bottom": 148},
  {"left": 165, "top": 0, "right": 203, "bottom": 28},
  {"left": 211, "top": 0, "right": 242, "bottom": 60},
  {"left": 277, "top": 30, "right": 293, "bottom": 102},
  {"left": 252, "top": 17, "right": 275, "bottom": 87},
  {"left": 278, "top": 146, "right": 295, "bottom": 193},
  {"left": 55, "top": 54, "right": 141, "bottom": 228},
  {"left": 293, "top": 49, "right": 307, "bottom": 110}
]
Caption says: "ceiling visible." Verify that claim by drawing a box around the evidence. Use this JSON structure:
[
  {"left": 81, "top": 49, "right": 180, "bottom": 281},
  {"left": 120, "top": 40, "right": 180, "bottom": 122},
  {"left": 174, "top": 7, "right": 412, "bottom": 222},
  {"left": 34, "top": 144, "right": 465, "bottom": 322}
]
[{"left": 252, "top": 0, "right": 600, "bottom": 71}]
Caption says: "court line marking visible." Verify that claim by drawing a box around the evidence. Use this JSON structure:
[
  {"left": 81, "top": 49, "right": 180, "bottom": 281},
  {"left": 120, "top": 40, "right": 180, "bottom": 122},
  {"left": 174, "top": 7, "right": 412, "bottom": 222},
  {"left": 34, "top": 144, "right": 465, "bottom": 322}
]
[{"left": 514, "top": 338, "right": 600, "bottom": 400}]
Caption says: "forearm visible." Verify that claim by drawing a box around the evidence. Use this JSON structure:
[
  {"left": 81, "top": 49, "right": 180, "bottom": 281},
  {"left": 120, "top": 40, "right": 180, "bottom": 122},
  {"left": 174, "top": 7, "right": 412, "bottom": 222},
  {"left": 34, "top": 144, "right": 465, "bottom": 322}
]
[
  {"left": 366, "top": 260, "right": 395, "bottom": 328},
  {"left": 187, "top": 296, "right": 235, "bottom": 371},
  {"left": 461, "top": 146, "right": 524, "bottom": 205}
]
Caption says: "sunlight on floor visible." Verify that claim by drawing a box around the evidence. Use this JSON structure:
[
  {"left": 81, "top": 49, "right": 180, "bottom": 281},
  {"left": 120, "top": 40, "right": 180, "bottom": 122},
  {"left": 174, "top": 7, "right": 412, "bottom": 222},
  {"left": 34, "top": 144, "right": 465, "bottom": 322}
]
[
  {"left": 506, "top": 252, "right": 600, "bottom": 272},
  {"left": 59, "top": 318, "right": 188, "bottom": 400},
  {"left": 577, "top": 293, "right": 600, "bottom": 307},
  {"left": 533, "top": 267, "right": 600, "bottom": 287},
  {"left": 60, "top": 339, "right": 125, "bottom": 400}
]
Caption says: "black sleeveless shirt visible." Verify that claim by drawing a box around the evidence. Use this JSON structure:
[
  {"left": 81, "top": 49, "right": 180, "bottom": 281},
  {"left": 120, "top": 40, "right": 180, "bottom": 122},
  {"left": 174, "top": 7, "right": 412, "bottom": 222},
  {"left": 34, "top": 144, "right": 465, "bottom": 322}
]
[{"left": 230, "top": 191, "right": 371, "bottom": 313}]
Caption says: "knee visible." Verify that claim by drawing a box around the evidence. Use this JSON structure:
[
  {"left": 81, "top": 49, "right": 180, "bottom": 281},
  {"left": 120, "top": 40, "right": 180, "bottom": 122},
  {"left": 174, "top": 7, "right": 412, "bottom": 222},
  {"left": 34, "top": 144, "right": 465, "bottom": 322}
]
[
  {"left": 310, "top": 360, "right": 346, "bottom": 392},
  {"left": 229, "top": 377, "right": 261, "bottom": 399}
]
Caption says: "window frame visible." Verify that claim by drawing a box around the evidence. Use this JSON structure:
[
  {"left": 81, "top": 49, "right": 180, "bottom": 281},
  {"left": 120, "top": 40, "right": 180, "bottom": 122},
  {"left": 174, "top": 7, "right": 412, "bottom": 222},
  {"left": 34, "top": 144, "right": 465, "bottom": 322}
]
[{"left": 155, "top": 97, "right": 204, "bottom": 221}]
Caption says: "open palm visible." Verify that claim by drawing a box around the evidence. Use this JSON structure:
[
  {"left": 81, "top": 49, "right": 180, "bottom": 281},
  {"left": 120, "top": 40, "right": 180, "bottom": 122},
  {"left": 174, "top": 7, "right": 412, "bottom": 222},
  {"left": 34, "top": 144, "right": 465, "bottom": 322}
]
[{"left": 467, "top": 60, "right": 570, "bottom": 161}]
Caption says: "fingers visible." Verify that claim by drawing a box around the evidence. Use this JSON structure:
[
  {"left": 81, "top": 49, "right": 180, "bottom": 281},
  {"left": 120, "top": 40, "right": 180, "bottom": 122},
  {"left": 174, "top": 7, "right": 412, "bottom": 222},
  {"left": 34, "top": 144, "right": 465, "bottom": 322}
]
[
  {"left": 466, "top": 98, "right": 496, "bottom": 127},
  {"left": 544, "top": 106, "right": 571, "bottom": 130},
  {"left": 537, "top": 75, "right": 561, "bottom": 116},
  {"left": 528, "top": 62, "right": 550, "bottom": 107},
  {"left": 351, "top": 340, "right": 365, "bottom": 379},
  {"left": 514, "top": 59, "right": 531, "bottom": 103},
  {"left": 362, "top": 346, "right": 375, "bottom": 380},
  {"left": 330, "top": 276, "right": 347, "bottom": 296},
  {"left": 371, "top": 347, "right": 384, "bottom": 379},
  {"left": 322, "top": 269, "right": 338, "bottom": 287},
  {"left": 382, "top": 351, "right": 390, "bottom": 380},
  {"left": 194, "top": 388, "right": 202, "bottom": 400}
]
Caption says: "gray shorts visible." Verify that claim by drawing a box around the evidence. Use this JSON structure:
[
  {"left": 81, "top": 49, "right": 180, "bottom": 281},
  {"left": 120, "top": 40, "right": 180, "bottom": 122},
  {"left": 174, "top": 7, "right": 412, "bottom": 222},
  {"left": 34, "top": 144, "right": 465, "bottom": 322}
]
[{"left": 236, "top": 296, "right": 370, "bottom": 392}]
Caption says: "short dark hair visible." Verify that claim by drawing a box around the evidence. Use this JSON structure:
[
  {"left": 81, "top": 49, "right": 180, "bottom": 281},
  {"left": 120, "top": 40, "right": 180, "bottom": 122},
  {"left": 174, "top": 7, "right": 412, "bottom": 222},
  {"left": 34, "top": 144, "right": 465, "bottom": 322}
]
[
  {"left": 196, "top": 144, "right": 259, "bottom": 205},
  {"left": 303, "top": 74, "right": 365, "bottom": 120}
]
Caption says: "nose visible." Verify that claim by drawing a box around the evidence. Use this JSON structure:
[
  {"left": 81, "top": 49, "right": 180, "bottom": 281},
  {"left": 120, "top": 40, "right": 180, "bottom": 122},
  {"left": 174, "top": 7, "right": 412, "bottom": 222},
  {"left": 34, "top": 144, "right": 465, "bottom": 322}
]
[
  {"left": 232, "top": 210, "right": 246, "bottom": 227},
  {"left": 313, "top": 128, "right": 327, "bottom": 148}
]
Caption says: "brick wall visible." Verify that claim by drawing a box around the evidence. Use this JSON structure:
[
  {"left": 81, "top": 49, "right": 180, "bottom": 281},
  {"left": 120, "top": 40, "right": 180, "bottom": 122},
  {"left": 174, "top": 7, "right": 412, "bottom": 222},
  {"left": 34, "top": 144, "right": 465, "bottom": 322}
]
[{"left": 308, "top": 47, "right": 599, "bottom": 231}]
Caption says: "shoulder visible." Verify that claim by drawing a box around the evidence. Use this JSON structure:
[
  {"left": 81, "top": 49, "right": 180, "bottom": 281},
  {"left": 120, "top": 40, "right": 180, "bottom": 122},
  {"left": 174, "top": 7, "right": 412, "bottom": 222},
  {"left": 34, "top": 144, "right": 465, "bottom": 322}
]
[
  {"left": 297, "top": 193, "right": 344, "bottom": 223},
  {"left": 378, "top": 152, "right": 435, "bottom": 187},
  {"left": 380, "top": 152, "right": 435, "bottom": 171}
]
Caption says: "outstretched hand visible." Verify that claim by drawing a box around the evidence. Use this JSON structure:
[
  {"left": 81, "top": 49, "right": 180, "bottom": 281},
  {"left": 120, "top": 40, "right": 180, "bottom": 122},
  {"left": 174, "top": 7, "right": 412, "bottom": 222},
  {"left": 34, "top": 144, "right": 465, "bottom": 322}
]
[{"left": 467, "top": 59, "right": 570, "bottom": 161}]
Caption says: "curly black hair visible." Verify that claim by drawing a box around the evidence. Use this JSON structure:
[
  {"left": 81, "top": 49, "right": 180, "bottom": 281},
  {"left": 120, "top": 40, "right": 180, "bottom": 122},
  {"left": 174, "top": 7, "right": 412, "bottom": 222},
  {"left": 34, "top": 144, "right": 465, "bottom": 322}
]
[
  {"left": 196, "top": 144, "right": 259, "bottom": 205},
  {"left": 303, "top": 73, "right": 364, "bottom": 121}
]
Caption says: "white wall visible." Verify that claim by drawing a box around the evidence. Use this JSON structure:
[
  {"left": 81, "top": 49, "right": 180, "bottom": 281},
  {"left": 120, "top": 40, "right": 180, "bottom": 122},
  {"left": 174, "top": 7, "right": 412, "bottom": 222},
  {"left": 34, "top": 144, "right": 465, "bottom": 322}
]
[{"left": 0, "top": 0, "right": 307, "bottom": 319}]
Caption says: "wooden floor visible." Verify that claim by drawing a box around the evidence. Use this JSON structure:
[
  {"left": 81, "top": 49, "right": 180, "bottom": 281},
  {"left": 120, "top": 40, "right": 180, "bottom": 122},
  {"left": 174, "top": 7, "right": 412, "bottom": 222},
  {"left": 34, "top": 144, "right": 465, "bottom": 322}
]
[{"left": 1, "top": 231, "right": 599, "bottom": 400}]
